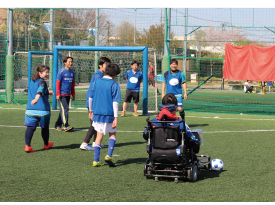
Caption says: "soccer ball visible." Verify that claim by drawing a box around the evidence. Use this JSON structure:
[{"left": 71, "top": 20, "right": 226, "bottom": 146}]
[{"left": 211, "top": 159, "right": 224, "bottom": 171}]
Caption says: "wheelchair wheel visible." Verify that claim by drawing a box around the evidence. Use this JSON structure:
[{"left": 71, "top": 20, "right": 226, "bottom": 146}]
[
  {"left": 144, "top": 159, "right": 153, "bottom": 179},
  {"left": 188, "top": 162, "right": 198, "bottom": 182}
]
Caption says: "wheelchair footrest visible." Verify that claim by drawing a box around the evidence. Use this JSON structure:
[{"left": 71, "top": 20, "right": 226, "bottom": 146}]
[{"left": 196, "top": 154, "right": 211, "bottom": 169}]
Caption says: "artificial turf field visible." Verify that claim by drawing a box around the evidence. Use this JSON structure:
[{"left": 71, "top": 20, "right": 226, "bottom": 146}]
[{"left": 1, "top": 104, "right": 275, "bottom": 202}]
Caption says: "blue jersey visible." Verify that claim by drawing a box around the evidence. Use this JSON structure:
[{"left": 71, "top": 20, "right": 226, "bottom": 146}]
[
  {"left": 125, "top": 69, "right": 143, "bottom": 92},
  {"left": 163, "top": 70, "right": 185, "bottom": 95},
  {"left": 92, "top": 77, "right": 121, "bottom": 123},
  {"left": 85, "top": 69, "right": 104, "bottom": 107},
  {"left": 26, "top": 79, "right": 51, "bottom": 112},
  {"left": 57, "top": 67, "right": 75, "bottom": 95}
]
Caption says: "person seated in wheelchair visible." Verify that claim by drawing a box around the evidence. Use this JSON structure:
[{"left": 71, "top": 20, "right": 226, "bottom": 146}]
[{"left": 143, "top": 93, "right": 200, "bottom": 159}]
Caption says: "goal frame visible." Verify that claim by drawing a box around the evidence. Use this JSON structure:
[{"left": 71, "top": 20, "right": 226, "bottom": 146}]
[{"left": 52, "top": 45, "right": 149, "bottom": 114}]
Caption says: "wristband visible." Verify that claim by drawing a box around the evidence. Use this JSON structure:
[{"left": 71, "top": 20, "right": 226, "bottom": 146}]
[{"left": 35, "top": 97, "right": 39, "bottom": 100}]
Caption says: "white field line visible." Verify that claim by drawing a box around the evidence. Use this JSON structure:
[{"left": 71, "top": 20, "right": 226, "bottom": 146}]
[{"left": 0, "top": 124, "right": 275, "bottom": 134}]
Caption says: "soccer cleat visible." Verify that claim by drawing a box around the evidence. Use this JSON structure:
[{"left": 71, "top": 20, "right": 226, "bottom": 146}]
[
  {"left": 121, "top": 111, "right": 125, "bottom": 117},
  {"left": 55, "top": 127, "right": 63, "bottom": 131},
  {"left": 25, "top": 145, "right": 34, "bottom": 153},
  {"left": 105, "top": 155, "right": 116, "bottom": 167},
  {"left": 133, "top": 112, "right": 139, "bottom": 117},
  {"left": 80, "top": 143, "right": 94, "bottom": 151},
  {"left": 64, "top": 126, "right": 74, "bottom": 132},
  {"left": 92, "top": 142, "right": 105, "bottom": 148},
  {"left": 44, "top": 142, "right": 53, "bottom": 150},
  {"left": 92, "top": 161, "right": 104, "bottom": 167}
]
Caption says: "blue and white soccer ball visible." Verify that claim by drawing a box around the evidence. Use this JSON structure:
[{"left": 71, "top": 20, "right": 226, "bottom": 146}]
[{"left": 211, "top": 158, "right": 224, "bottom": 171}]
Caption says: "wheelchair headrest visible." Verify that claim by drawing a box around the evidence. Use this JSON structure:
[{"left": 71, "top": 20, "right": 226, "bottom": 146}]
[{"left": 158, "top": 104, "right": 176, "bottom": 112}]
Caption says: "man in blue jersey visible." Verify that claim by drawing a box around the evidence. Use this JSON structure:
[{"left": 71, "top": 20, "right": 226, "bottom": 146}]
[
  {"left": 162, "top": 59, "right": 187, "bottom": 120},
  {"left": 88, "top": 64, "right": 121, "bottom": 167},
  {"left": 55, "top": 57, "right": 75, "bottom": 132},
  {"left": 121, "top": 60, "right": 143, "bottom": 117},
  {"left": 80, "top": 57, "right": 111, "bottom": 151}
]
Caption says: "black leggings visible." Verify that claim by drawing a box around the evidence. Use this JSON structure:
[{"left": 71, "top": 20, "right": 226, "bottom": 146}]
[{"left": 25, "top": 126, "right": 49, "bottom": 146}]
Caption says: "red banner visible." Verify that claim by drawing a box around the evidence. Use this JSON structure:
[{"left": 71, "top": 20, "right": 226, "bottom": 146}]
[{"left": 223, "top": 43, "right": 275, "bottom": 81}]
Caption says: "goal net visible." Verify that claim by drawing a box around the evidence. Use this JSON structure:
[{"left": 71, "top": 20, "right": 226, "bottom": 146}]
[{"left": 52, "top": 46, "right": 158, "bottom": 114}]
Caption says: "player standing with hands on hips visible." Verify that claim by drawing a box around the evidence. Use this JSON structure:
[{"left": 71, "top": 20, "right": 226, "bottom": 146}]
[
  {"left": 121, "top": 60, "right": 143, "bottom": 117},
  {"left": 162, "top": 59, "right": 187, "bottom": 120},
  {"left": 24, "top": 65, "right": 54, "bottom": 152},
  {"left": 55, "top": 57, "right": 75, "bottom": 132}
]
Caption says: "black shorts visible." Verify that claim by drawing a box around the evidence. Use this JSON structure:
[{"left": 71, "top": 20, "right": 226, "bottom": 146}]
[{"left": 124, "top": 89, "right": 140, "bottom": 103}]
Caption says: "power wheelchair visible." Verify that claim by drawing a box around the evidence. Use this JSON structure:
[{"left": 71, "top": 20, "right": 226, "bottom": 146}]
[{"left": 143, "top": 117, "right": 211, "bottom": 183}]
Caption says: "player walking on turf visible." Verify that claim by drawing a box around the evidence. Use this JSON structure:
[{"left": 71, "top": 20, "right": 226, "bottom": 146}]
[
  {"left": 55, "top": 57, "right": 75, "bottom": 132},
  {"left": 80, "top": 57, "right": 111, "bottom": 151},
  {"left": 121, "top": 60, "right": 143, "bottom": 117},
  {"left": 162, "top": 59, "right": 187, "bottom": 120},
  {"left": 24, "top": 65, "right": 54, "bottom": 152},
  {"left": 89, "top": 64, "right": 121, "bottom": 167}
]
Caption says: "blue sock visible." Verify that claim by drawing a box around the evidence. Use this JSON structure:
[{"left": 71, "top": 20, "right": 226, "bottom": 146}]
[
  {"left": 94, "top": 144, "right": 101, "bottom": 162},
  {"left": 107, "top": 137, "right": 116, "bottom": 157}
]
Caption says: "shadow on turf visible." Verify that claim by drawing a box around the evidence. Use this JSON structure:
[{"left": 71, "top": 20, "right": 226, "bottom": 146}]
[
  {"left": 34, "top": 144, "right": 81, "bottom": 151},
  {"left": 115, "top": 157, "right": 148, "bottom": 166},
  {"left": 114, "top": 141, "right": 146, "bottom": 148},
  {"left": 198, "top": 169, "right": 226, "bottom": 181},
  {"left": 34, "top": 142, "right": 146, "bottom": 152},
  {"left": 188, "top": 124, "right": 209, "bottom": 128}
]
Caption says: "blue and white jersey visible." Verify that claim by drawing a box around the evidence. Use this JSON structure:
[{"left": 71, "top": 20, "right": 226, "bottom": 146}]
[
  {"left": 85, "top": 69, "right": 104, "bottom": 107},
  {"left": 163, "top": 70, "right": 185, "bottom": 95},
  {"left": 26, "top": 79, "right": 51, "bottom": 116},
  {"left": 57, "top": 67, "right": 75, "bottom": 95},
  {"left": 92, "top": 76, "right": 121, "bottom": 123},
  {"left": 125, "top": 69, "right": 143, "bottom": 92}
]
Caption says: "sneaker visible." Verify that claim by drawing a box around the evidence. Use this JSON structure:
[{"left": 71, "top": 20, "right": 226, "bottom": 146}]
[
  {"left": 44, "top": 142, "right": 53, "bottom": 150},
  {"left": 80, "top": 143, "right": 94, "bottom": 151},
  {"left": 105, "top": 155, "right": 116, "bottom": 167},
  {"left": 92, "top": 161, "right": 104, "bottom": 167},
  {"left": 121, "top": 110, "right": 125, "bottom": 117},
  {"left": 55, "top": 126, "right": 62, "bottom": 131},
  {"left": 92, "top": 142, "right": 105, "bottom": 148},
  {"left": 133, "top": 112, "right": 139, "bottom": 117},
  {"left": 64, "top": 126, "right": 74, "bottom": 132},
  {"left": 25, "top": 145, "right": 34, "bottom": 153}
]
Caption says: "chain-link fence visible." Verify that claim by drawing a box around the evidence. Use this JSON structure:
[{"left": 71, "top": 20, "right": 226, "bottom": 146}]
[{"left": 1, "top": 8, "right": 275, "bottom": 114}]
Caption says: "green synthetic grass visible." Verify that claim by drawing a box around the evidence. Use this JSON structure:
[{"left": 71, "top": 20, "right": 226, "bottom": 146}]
[{"left": 1, "top": 104, "right": 275, "bottom": 201}]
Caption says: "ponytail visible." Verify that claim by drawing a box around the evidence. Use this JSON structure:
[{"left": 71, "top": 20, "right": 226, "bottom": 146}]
[{"left": 31, "top": 65, "right": 50, "bottom": 81}]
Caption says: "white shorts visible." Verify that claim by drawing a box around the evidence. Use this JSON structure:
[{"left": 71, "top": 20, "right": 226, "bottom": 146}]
[{"left": 92, "top": 121, "right": 116, "bottom": 135}]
